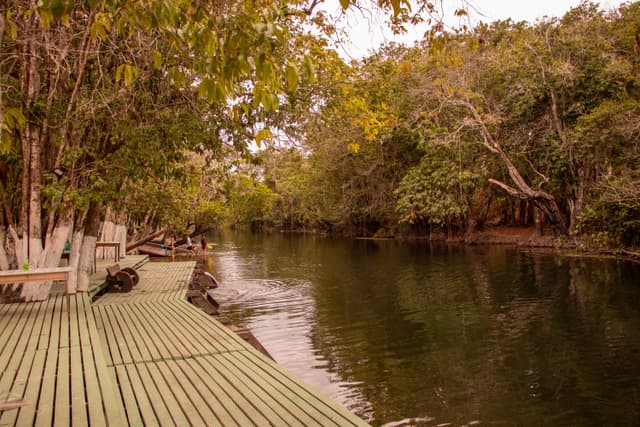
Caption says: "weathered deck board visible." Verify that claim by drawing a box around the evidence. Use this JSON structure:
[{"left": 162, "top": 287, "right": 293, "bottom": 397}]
[
  {"left": 0, "top": 259, "right": 367, "bottom": 426},
  {"left": 93, "top": 261, "right": 368, "bottom": 427},
  {"left": 12, "top": 298, "right": 55, "bottom": 426},
  {"left": 0, "top": 292, "right": 126, "bottom": 427},
  {"left": 1, "top": 300, "right": 48, "bottom": 427}
]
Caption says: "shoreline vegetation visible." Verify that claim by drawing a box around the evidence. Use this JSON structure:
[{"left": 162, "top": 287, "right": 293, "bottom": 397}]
[
  {"left": 215, "top": 3, "right": 640, "bottom": 261},
  {"left": 250, "top": 225, "right": 640, "bottom": 263},
  {"left": 3, "top": 1, "right": 640, "bottom": 304}
]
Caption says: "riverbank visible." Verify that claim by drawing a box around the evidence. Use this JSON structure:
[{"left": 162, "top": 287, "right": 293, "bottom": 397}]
[
  {"left": 267, "top": 224, "right": 640, "bottom": 262},
  {"left": 463, "top": 226, "right": 640, "bottom": 261}
]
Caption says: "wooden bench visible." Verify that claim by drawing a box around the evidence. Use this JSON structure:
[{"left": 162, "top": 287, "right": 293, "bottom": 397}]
[{"left": 0, "top": 267, "right": 73, "bottom": 311}]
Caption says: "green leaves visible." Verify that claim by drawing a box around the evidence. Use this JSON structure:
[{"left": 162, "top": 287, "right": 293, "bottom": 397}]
[
  {"left": 151, "top": 50, "right": 164, "bottom": 69},
  {"left": 49, "top": 0, "right": 72, "bottom": 19},
  {"left": 395, "top": 149, "right": 479, "bottom": 226},
  {"left": 90, "top": 13, "right": 112, "bottom": 41},
  {"left": 3, "top": 108, "right": 26, "bottom": 130},
  {"left": 115, "top": 63, "right": 140, "bottom": 87},
  {"left": 303, "top": 55, "right": 316, "bottom": 83},
  {"left": 1, "top": 108, "right": 26, "bottom": 155}
]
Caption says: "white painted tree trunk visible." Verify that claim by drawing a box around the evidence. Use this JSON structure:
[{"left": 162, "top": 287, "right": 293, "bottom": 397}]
[
  {"left": 115, "top": 223, "right": 127, "bottom": 258},
  {"left": 1, "top": 225, "right": 25, "bottom": 272},
  {"left": 77, "top": 234, "right": 97, "bottom": 292},
  {"left": 78, "top": 201, "right": 101, "bottom": 293},
  {"left": 100, "top": 207, "right": 116, "bottom": 260},
  {"left": 21, "top": 217, "right": 72, "bottom": 301},
  {"left": 67, "top": 227, "right": 85, "bottom": 293},
  {"left": 41, "top": 219, "right": 71, "bottom": 268},
  {"left": 0, "top": 227, "right": 9, "bottom": 271}
]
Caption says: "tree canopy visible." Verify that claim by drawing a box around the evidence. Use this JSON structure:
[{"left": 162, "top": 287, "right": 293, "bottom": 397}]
[
  {"left": 232, "top": 2, "right": 640, "bottom": 248},
  {"left": 2, "top": 0, "right": 640, "bottom": 300}
]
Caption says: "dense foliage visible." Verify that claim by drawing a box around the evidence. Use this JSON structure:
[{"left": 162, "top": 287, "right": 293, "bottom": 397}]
[
  {"left": 1, "top": 0, "right": 639, "bottom": 300},
  {"left": 0, "top": 0, "right": 353, "bottom": 299},
  {"left": 231, "top": 2, "right": 640, "bottom": 248}
]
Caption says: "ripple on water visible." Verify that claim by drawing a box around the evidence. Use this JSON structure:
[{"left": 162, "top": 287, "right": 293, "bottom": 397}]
[{"left": 207, "top": 234, "right": 640, "bottom": 427}]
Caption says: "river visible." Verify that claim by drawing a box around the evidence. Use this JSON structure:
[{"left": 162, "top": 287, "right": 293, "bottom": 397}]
[{"left": 204, "top": 231, "right": 640, "bottom": 426}]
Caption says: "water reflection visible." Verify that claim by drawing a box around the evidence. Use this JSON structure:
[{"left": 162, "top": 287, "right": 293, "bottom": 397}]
[{"left": 208, "top": 231, "right": 640, "bottom": 426}]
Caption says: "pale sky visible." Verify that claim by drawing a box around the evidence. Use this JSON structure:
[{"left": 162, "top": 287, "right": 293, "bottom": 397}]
[{"left": 322, "top": 0, "right": 630, "bottom": 58}]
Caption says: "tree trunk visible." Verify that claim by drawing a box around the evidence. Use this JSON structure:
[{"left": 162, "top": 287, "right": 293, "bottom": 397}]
[
  {"left": 27, "top": 123, "right": 44, "bottom": 267},
  {"left": 454, "top": 99, "right": 568, "bottom": 235},
  {"left": 21, "top": 211, "right": 73, "bottom": 301},
  {"left": 67, "top": 210, "right": 87, "bottom": 293},
  {"left": 534, "top": 207, "right": 543, "bottom": 237},
  {"left": 488, "top": 178, "right": 568, "bottom": 235},
  {"left": 568, "top": 167, "right": 586, "bottom": 234},
  {"left": 100, "top": 207, "right": 116, "bottom": 260},
  {"left": 115, "top": 211, "right": 127, "bottom": 258},
  {"left": 77, "top": 202, "right": 101, "bottom": 292},
  {"left": 0, "top": 14, "right": 4, "bottom": 140},
  {"left": 41, "top": 210, "right": 73, "bottom": 268},
  {"left": 126, "top": 227, "right": 168, "bottom": 252},
  {"left": 0, "top": 226, "right": 9, "bottom": 271},
  {"left": 476, "top": 190, "right": 491, "bottom": 229}
]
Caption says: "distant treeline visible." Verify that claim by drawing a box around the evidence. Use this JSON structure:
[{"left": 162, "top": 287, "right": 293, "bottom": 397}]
[{"left": 226, "top": 2, "right": 640, "bottom": 248}]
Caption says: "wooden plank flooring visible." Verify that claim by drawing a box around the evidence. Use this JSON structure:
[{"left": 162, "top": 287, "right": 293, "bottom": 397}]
[
  {"left": 94, "top": 261, "right": 368, "bottom": 426},
  {"left": 0, "top": 293, "right": 126, "bottom": 427},
  {"left": 0, "top": 259, "right": 368, "bottom": 426}
]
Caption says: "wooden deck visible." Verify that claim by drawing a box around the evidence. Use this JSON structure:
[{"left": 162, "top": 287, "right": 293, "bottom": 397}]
[
  {"left": 0, "top": 292, "right": 126, "bottom": 426},
  {"left": 0, "top": 260, "right": 368, "bottom": 426},
  {"left": 93, "top": 261, "right": 368, "bottom": 426}
]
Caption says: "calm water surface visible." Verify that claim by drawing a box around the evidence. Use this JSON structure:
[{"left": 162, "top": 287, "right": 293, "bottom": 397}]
[{"left": 205, "top": 231, "right": 640, "bottom": 426}]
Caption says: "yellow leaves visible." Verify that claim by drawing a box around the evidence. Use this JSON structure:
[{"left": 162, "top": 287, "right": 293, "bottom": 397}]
[
  {"left": 38, "top": 9, "right": 54, "bottom": 29},
  {"left": 354, "top": 115, "right": 385, "bottom": 142},
  {"left": 1, "top": 108, "right": 26, "bottom": 155},
  {"left": 303, "top": 55, "right": 316, "bottom": 83},
  {"left": 454, "top": 8, "right": 468, "bottom": 17},
  {"left": 115, "top": 63, "right": 139, "bottom": 87},
  {"left": 151, "top": 50, "right": 164, "bottom": 69},
  {"left": 285, "top": 62, "right": 299, "bottom": 91},
  {"left": 433, "top": 77, "right": 454, "bottom": 96},
  {"left": 339, "top": 96, "right": 395, "bottom": 154},
  {"left": 90, "top": 13, "right": 112, "bottom": 41},
  {"left": 446, "top": 54, "right": 464, "bottom": 68},
  {"left": 252, "top": 85, "right": 279, "bottom": 111},
  {"left": 4, "top": 12, "right": 18, "bottom": 40},
  {"left": 255, "top": 128, "right": 273, "bottom": 147},
  {"left": 400, "top": 60, "right": 411, "bottom": 73}
]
